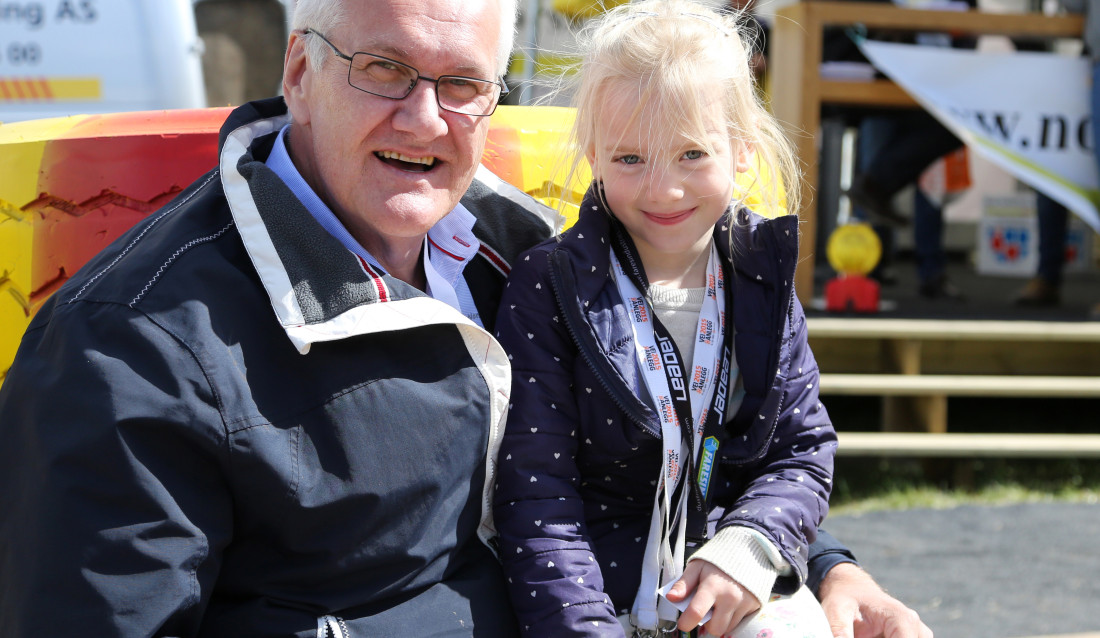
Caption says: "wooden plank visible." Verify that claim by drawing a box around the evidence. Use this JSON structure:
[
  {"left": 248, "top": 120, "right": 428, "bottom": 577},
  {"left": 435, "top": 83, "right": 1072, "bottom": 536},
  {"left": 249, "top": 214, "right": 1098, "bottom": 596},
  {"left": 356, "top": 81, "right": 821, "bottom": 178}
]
[
  {"left": 797, "top": 1, "right": 1083, "bottom": 36},
  {"left": 882, "top": 395, "right": 948, "bottom": 433},
  {"left": 837, "top": 432, "right": 1100, "bottom": 457},
  {"left": 918, "top": 340, "right": 1100, "bottom": 376},
  {"left": 819, "top": 374, "right": 1100, "bottom": 397},
  {"left": 807, "top": 318, "right": 1100, "bottom": 342},
  {"left": 770, "top": 1, "right": 820, "bottom": 306},
  {"left": 808, "top": 338, "right": 1100, "bottom": 376},
  {"left": 883, "top": 339, "right": 921, "bottom": 375},
  {"left": 819, "top": 80, "right": 918, "bottom": 107}
]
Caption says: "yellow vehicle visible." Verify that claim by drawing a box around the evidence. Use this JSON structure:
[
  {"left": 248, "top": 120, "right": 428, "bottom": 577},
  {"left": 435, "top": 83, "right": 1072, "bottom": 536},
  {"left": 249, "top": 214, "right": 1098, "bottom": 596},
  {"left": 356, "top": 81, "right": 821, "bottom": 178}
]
[{"left": 0, "top": 0, "right": 205, "bottom": 124}]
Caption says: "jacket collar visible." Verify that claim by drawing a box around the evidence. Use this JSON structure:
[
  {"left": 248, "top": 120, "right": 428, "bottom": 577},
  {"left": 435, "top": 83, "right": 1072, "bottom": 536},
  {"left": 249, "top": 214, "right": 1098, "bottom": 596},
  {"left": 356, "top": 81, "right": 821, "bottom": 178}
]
[
  {"left": 217, "top": 98, "right": 481, "bottom": 354},
  {"left": 558, "top": 184, "right": 800, "bottom": 302},
  {"left": 545, "top": 185, "right": 799, "bottom": 436}
]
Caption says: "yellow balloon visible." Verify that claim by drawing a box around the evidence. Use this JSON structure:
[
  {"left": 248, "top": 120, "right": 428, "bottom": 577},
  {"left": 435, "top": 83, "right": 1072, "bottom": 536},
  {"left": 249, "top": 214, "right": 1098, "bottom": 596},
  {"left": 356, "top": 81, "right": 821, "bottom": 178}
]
[{"left": 826, "top": 223, "right": 882, "bottom": 276}]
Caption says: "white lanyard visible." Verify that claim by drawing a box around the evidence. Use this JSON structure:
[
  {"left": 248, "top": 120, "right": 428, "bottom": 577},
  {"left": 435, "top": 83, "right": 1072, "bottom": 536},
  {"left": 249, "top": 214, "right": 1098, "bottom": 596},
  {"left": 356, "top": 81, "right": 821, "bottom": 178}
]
[{"left": 611, "top": 243, "right": 727, "bottom": 631}]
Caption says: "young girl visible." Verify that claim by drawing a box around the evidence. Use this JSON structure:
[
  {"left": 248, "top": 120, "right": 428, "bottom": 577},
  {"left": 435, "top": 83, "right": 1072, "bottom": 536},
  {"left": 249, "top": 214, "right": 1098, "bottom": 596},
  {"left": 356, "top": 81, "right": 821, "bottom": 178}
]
[{"left": 492, "top": 1, "right": 837, "bottom": 637}]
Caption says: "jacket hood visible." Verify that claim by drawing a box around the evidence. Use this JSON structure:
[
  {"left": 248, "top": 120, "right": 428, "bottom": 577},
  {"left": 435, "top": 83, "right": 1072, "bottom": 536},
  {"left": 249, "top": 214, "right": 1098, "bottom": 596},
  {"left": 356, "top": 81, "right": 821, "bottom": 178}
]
[{"left": 558, "top": 186, "right": 799, "bottom": 303}]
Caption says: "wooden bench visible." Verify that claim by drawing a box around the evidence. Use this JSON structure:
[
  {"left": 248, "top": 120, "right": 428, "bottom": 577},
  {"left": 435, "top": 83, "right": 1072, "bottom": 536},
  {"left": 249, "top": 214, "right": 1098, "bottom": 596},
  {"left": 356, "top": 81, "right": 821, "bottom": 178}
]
[
  {"left": 769, "top": 1, "right": 1085, "bottom": 304},
  {"left": 838, "top": 432, "right": 1100, "bottom": 457},
  {"left": 807, "top": 318, "right": 1100, "bottom": 456},
  {"left": 822, "top": 373, "right": 1100, "bottom": 398}
]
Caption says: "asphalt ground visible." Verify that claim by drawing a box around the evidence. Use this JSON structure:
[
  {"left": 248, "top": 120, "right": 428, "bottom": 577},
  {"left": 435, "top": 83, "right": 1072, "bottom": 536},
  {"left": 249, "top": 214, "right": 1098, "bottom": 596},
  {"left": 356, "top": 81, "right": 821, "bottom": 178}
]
[{"left": 824, "top": 501, "right": 1100, "bottom": 638}]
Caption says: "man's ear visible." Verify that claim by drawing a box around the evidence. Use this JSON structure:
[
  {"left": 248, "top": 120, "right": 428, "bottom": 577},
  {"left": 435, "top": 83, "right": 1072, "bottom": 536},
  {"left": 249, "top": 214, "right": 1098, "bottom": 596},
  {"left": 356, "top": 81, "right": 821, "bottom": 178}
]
[{"left": 283, "top": 31, "right": 312, "bottom": 126}]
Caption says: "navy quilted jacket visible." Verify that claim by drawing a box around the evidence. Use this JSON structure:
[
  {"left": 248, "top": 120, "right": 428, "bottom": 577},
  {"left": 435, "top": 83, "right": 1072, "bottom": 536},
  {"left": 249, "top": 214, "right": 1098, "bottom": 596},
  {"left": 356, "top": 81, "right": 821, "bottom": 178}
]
[{"left": 492, "top": 190, "right": 837, "bottom": 637}]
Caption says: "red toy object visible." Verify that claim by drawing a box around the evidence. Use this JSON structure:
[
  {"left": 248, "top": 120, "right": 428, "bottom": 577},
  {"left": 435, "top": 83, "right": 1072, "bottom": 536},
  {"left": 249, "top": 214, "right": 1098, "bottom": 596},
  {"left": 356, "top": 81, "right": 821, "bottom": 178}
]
[{"left": 825, "top": 274, "right": 880, "bottom": 313}]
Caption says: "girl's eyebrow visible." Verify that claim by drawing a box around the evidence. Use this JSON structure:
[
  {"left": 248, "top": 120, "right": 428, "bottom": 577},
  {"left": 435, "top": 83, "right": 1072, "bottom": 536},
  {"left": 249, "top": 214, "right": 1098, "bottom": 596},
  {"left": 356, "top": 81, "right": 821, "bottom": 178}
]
[{"left": 604, "top": 144, "right": 641, "bottom": 156}]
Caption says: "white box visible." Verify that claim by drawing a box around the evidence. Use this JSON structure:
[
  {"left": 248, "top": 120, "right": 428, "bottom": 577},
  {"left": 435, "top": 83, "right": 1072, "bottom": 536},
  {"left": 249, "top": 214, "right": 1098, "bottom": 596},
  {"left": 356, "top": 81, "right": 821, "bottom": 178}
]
[
  {"left": 976, "top": 192, "right": 1096, "bottom": 276},
  {"left": 977, "top": 194, "right": 1038, "bottom": 277}
]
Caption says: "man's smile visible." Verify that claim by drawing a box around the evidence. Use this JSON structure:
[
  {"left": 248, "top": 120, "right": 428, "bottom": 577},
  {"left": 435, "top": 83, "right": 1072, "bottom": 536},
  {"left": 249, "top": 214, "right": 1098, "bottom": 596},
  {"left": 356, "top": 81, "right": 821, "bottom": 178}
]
[{"left": 375, "top": 150, "right": 438, "bottom": 172}]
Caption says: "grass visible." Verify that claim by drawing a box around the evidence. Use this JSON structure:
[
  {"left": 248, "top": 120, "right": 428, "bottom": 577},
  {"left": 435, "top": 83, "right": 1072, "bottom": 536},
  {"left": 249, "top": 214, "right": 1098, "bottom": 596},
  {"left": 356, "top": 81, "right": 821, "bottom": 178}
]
[
  {"left": 828, "top": 456, "right": 1100, "bottom": 515},
  {"left": 831, "top": 483, "right": 1100, "bottom": 515},
  {"left": 822, "top": 395, "right": 1100, "bottom": 514}
]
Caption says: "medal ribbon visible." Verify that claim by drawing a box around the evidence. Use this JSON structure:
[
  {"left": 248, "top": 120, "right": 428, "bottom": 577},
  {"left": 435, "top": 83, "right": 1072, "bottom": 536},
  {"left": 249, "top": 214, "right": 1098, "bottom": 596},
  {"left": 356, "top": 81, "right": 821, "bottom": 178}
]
[{"left": 610, "top": 234, "right": 732, "bottom": 631}]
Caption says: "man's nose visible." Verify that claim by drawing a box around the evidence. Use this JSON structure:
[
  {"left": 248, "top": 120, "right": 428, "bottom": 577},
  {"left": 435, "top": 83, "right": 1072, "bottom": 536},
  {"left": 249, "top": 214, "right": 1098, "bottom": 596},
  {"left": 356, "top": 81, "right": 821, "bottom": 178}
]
[{"left": 391, "top": 78, "right": 449, "bottom": 140}]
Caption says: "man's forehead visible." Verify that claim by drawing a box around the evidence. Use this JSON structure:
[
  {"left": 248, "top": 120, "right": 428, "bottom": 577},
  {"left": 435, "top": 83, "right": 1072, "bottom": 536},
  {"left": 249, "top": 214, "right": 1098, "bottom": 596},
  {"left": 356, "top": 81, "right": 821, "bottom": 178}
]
[{"left": 341, "top": 0, "right": 499, "bottom": 74}]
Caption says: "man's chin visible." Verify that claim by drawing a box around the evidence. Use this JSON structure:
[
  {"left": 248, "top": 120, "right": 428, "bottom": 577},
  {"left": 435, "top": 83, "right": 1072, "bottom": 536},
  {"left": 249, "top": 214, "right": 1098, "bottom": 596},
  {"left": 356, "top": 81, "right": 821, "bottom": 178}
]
[{"left": 378, "top": 190, "right": 463, "bottom": 229}]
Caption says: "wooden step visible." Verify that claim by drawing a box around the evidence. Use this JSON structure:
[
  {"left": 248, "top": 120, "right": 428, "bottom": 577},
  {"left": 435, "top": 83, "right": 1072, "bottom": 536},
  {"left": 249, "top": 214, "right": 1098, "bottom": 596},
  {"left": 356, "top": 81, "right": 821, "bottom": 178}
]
[
  {"left": 837, "top": 432, "right": 1100, "bottom": 457},
  {"left": 808, "top": 318, "right": 1100, "bottom": 342},
  {"left": 819, "top": 374, "right": 1100, "bottom": 398}
]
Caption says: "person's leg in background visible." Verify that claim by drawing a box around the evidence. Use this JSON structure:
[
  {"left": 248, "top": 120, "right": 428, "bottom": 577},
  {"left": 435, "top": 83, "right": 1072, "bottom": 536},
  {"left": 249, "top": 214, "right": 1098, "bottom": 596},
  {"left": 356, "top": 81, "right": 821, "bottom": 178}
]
[
  {"left": 1014, "top": 53, "right": 1100, "bottom": 310},
  {"left": 847, "top": 111, "right": 962, "bottom": 226},
  {"left": 1014, "top": 193, "right": 1068, "bottom": 306},
  {"left": 854, "top": 114, "right": 899, "bottom": 284},
  {"left": 913, "top": 187, "right": 962, "bottom": 299}
]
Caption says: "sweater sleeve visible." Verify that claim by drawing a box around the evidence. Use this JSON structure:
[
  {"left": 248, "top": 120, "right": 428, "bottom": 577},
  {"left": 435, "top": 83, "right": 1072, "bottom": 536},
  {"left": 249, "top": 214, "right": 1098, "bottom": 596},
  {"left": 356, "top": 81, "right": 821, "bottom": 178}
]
[
  {"left": 0, "top": 300, "right": 232, "bottom": 637},
  {"left": 687, "top": 526, "right": 785, "bottom": 606},
  {"left": 492, "top": 251, "right": 624, "bottom": 638}
]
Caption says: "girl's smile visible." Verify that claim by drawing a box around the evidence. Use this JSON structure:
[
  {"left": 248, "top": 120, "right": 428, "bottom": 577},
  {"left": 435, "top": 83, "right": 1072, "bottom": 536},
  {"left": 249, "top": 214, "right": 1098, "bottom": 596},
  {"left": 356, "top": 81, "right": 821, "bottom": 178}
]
[{"left": 642, "top": 207, "right": 697, "bottom": 225}]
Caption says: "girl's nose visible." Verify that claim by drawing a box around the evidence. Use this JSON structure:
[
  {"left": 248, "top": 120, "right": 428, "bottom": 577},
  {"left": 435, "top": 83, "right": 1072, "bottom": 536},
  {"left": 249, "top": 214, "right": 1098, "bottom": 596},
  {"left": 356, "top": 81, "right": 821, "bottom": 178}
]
[{"left": 644, "top": 166, "right": 685, "bottom": 203}]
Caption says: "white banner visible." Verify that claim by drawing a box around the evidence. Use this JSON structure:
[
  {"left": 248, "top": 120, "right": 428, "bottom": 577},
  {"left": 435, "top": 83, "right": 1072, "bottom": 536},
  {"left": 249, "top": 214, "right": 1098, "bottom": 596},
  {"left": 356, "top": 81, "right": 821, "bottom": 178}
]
[{"left": 858, "top": 39, "right": 1100, "bottom": 233}]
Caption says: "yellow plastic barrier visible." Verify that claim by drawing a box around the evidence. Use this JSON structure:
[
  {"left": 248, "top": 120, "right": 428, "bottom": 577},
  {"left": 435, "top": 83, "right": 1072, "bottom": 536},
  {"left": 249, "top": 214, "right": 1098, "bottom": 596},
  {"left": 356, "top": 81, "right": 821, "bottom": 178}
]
[
  {"left": 0, "top": 105, "right": 781, "bottom": 385},
  {"left": 484, "top": 105, "right": 588, "bottom": 227},
  {"left": 0, "top": 109, "right": 231, "bottom": 384}
]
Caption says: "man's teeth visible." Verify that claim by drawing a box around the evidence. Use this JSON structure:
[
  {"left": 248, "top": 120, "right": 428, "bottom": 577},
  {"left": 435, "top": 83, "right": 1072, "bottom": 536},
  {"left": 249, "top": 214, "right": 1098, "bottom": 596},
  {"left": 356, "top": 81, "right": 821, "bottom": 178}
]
[{"left": 377, "top": 151, "right": 435, "bottom": 167}]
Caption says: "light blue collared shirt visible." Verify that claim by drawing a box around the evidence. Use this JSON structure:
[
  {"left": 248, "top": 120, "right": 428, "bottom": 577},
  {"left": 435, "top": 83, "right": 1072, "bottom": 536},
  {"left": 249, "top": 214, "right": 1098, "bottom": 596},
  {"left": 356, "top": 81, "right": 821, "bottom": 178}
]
[{"left": 265, "top": 125, "right": 483, "bottom": 327}]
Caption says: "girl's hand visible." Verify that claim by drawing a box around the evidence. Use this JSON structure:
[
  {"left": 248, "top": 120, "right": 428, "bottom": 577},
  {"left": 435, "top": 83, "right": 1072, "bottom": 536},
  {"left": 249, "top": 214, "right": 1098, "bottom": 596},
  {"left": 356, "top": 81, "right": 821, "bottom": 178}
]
[{"left": 665, "top": 559, "right": 761, "bottom": 636}]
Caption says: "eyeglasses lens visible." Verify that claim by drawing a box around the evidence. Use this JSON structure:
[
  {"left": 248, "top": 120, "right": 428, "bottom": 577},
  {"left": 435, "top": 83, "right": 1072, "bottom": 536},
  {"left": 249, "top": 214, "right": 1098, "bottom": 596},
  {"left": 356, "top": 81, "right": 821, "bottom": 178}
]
[{"left": 349, "top": 52, "right": 501, "bottom": 116}]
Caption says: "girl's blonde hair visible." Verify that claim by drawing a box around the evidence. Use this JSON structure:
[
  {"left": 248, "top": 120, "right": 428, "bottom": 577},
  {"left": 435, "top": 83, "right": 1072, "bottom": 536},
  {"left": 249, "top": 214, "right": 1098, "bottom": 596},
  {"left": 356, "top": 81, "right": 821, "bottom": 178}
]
[{"left": 565, "top": 0, "right": 800, "bottom": 220}]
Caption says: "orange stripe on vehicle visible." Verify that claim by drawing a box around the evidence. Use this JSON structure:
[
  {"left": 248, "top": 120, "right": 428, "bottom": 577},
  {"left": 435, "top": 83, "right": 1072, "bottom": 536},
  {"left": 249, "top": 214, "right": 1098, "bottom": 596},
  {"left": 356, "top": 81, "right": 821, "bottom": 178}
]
[{"left": 0, "top": 77, "right": 100, "bottom": 101}]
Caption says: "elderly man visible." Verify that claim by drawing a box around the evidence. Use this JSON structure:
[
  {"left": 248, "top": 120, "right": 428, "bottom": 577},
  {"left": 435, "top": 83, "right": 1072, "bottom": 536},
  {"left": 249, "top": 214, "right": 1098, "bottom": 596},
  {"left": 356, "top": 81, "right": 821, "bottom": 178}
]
[
  {"left": 0, "top": 0, "right": 547, "bottom": 634},
  {"left": 0, "top": 0, "right": 930, "bottom": 636}
]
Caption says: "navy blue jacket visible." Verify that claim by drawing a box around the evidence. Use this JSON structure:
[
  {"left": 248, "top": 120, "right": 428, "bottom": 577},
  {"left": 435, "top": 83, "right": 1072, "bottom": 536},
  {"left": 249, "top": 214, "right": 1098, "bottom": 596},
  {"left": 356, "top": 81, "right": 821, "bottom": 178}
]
[
  {"left": 492, "top": 191, "right": 837, "bottom": 637},
  {"left": 0, "top": 98, "right": 553, "bottom": 637}
]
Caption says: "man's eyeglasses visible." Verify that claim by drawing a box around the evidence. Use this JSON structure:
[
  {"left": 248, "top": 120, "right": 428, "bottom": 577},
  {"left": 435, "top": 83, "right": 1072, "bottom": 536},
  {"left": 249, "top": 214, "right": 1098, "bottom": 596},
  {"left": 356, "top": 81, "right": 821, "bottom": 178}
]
[{"left": 303, "top": 28, "right": 508, "bottom": 117}]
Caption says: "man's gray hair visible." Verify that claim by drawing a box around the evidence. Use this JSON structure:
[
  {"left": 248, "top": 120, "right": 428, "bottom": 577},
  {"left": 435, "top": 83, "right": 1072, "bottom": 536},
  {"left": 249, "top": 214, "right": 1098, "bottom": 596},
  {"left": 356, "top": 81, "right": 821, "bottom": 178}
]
[{"left": 290, "top": 0, "right": 519, "bottom": 78}]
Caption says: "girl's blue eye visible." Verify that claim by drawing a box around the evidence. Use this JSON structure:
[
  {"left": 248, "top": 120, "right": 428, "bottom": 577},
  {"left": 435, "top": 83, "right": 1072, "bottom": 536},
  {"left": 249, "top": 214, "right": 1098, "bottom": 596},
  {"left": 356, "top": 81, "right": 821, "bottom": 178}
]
[
  {"left": 616, "top": 155, "right": 641, "bottom": 165},
  {"left": 683, "top": 149, "right": 705, "bottom": 160}
]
